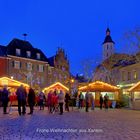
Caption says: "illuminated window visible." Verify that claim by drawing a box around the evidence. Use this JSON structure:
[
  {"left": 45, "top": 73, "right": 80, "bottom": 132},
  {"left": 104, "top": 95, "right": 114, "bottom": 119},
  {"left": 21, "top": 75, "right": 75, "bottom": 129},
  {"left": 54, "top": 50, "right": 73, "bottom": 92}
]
[
  {"left": 134, "top": 71, "right": 138, "bottom": 80},
  {"left": 38, "top": 65, "right": 44, "bottom": 72},
  {"left": 128, "top": 72, "right": 131, "bottom": 80},
  {"left": 16, "top": 49, "right": 21, "bottom": 56},
  {"left": 14, "top": 61, "right": 20, "bottom": 69},
  {"left": 26, "top": 51, "right": 31, "bottom": 58},
  {"left": 27, "top": 63, "right": 32, "bottom": 71},
  {"left": 48, "top": 67, "right": 52, "bottom": 74},
  {"left": 36, "top": 53, "right": 40, "bottom": 59}
]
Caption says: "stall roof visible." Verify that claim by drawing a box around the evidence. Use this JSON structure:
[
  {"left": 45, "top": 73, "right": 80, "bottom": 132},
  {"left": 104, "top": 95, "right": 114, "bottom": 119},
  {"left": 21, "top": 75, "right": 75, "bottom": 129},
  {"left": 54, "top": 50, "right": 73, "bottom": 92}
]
[
  {"left": 79, "top": 81, "right": 120, "bottom": 92},
  {"left": 128, "top": 81, "right": 140, "bottom": 92},
  {"left": 43, "top": 82, "right": 69, "bottom": 92},
  {"left": 0, "top": 77, "right": 29, "bottom": 87}
]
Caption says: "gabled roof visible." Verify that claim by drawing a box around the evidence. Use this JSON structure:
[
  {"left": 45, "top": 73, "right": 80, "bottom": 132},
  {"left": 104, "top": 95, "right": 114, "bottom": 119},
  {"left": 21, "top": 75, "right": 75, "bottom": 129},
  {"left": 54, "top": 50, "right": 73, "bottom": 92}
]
[
  {"left": 6, "top": 38, "right": 48, "bottom": 62},
  {"left": 43, "top": 82, "right": 69, "bottom": 92},
  {"left": 128, "top": 81, "right": 140, "bottom": 92},
  {"left": 103, "top": 35, "right": 115, "bottom": 44},
  {"left": 79, "top": 81, "right": 120, "bottom": 92},
  {"left": 0, "top": 77, "right": 29, "bottom": 87}
]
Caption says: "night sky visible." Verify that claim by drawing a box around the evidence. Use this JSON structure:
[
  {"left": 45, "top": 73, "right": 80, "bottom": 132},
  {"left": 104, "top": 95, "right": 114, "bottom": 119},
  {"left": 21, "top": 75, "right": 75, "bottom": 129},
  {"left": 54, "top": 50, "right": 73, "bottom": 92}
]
[{"left": 0, "top": 0, "right": 140, "bottom": 75}]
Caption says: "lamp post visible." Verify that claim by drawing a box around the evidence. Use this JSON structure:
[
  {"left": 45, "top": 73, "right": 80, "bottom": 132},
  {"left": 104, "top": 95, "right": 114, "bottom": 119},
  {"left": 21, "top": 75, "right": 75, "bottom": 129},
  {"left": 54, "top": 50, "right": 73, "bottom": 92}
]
[{"left": 69, "top": 78, "right": 74, "bottom": 111}]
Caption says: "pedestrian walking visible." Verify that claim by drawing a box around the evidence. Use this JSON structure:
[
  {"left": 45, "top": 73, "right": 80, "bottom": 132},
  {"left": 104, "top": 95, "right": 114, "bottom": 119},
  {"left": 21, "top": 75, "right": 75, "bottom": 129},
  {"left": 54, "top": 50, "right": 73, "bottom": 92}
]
[
  {"left": 99, "top": 94, "right": 104, "bottom": 110},
  {"left": 51, "top": 90, "right": 58, "bottom": 113},
  {"left": 58, "top": 90, "right": 65, "bottom": 115},
  {"left": 47, "top": 90, "right": 53, "bottom": 113},
  {"left": 16, "top": 85, "right": 27, "bottom": 116},
  {"left": 39, "top": 91, "right": 45, "bottom": 110},
  {"left": 9, "top": 92, "right": 16, "bottom": 114},
  {"left": 85, "top": 92, "right": 90, "bottom": 112},
  {"left": 104, "top": 93, "right": 109, "bottom": 110},
  {"left": 28, "top": 88, "right": 35, "bottom": 115},
  {"left": 65, "top": 92, "right": 70, "bottom": 112},
  {"left": 78, "top": 92, "right": 84, "bottom": 109},
  {"left": 1, "top": 86, "right": 9, "bottom": 114}
]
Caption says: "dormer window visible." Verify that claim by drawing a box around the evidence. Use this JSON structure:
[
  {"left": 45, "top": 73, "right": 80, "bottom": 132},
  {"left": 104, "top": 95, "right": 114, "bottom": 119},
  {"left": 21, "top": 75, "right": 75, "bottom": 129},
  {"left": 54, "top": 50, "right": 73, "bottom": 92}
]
[
  {"left": 27, "top": 51, "right": 31, "bottom": 58},
  {"left": 16, "top": 49, "right": 21, "bottom": 56},
  {"left": 36, "top": 53, "right": 40, "bottom": 59}
]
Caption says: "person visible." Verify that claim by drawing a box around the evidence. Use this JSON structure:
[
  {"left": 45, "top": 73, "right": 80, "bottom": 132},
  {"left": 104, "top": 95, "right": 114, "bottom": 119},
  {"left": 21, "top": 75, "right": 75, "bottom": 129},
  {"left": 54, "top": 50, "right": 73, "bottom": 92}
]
[
  {"left": 104, "top": 93, "right": 109, "bottom": 110},
  {"left": 47, "top": 90, "right": 53, "bottom": 113},
  {"left": 65, "top": 92, "right": 70, "bottom": 112},
  {"left": 58, "top": 90, "right": 65, "bottom": 115},
  {"left": 85, "top": 92, "right": 90, "bottom": 112},
  {"left": 51, "top": 90, "right": 58, "bottom": 113},
  {"left": 28, "top": 88, "right": 35, "bottom": 115},
  {"left": 78, "top": 92, "right": 84, "bottom": 109},
  {"left": 9, "top": 92, "right": 16, "bottom": 114},
  {"left": 99, "top": 94, "right": 104, "bottom": 110},
  {"left": 39, "top": 91, "right": 45, "bottom": 110},
  {"left": 1, "top": 86, "right": 9, "bottom": 114},
  {"left": 90, "top": 93, "right": 95, "bottom": 110},
  {"left": 16, "top": 85, "right": 27, "bottom": 116}
]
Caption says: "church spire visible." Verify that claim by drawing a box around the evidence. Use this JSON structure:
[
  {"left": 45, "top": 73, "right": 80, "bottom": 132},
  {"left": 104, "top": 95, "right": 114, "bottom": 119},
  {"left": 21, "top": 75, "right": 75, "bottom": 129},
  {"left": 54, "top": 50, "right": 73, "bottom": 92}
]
[
  {"left": 106, "top": 28, "right": 110, "bottom": 36},
  {"left": 103, "top": 28, "right": 115, "bottom": 61}
]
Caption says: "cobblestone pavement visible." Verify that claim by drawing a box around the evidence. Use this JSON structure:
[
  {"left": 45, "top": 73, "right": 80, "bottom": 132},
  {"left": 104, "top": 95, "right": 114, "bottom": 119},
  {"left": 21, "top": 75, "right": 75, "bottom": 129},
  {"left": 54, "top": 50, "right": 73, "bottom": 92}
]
[{"left": 0, "top": 107, "right": 140, "bottom": 140}]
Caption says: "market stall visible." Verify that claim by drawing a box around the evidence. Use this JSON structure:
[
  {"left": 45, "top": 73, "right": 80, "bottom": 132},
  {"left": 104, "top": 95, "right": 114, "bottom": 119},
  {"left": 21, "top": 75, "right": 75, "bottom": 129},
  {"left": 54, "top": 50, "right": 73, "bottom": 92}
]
[
  {"left": 42, "top": 82, "right": 69, "bottom": 95},
  {"left": 78, "top": 81, "right": 120, "bottom": 107},
  {"left": 0, "top": 77, "right": 30, "bottom": 106},
  {"left": 128, "top": 81, "right": 140, "bottom": 110}
]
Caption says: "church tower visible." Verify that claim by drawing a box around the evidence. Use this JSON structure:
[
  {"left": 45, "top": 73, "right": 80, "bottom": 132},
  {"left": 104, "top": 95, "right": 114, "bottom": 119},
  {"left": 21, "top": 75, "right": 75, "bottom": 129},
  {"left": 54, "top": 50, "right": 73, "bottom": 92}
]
[{"left": 103, "top": 28, "right": 115, "bottom": 61}]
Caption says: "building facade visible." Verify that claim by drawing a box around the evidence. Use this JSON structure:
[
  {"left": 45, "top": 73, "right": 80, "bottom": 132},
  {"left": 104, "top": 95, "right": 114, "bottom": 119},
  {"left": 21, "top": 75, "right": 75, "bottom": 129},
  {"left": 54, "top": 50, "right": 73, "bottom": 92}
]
[
  {"left": 48, "top": 48, "right": 70, "bottom": 87},
  {"left": 0, "top": 39, "right": 70, "bottom": 90}
]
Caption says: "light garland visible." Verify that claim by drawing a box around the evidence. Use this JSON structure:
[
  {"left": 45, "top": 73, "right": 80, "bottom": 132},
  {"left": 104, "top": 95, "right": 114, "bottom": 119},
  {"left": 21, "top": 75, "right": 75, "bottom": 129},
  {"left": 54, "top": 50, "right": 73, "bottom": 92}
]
[{"left": 43, "top": 82, "right": 69, "bottom": 92}]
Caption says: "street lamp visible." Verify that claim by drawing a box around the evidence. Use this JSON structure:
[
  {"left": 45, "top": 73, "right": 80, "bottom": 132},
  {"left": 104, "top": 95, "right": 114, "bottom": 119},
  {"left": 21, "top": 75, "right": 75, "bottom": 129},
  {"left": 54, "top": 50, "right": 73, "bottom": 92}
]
[{"left": 11, "top": 76, "right": 13, "bottom": 79}]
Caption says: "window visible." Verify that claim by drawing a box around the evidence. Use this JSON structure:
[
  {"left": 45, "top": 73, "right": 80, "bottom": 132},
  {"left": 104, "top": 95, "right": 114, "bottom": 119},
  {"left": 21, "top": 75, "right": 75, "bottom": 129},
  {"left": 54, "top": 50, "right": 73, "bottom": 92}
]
[
  {"left": 26, "top": 51, "right": 31, "bottom": 58},
  {"left": 134, "top": 71, "right": 138, "bottom": 80},
  {"left": 48, "top": 67, "right": 52, "bottom": 74},
  {"left": 101, "top": 92, "right": 115, "bottom": 100},
  {"left": 16, "top": 49, "right": 21, "bottom": 56},
  {"left": 62, "top": 66, "right": 65, "bottom": 71},
  {"left": 106, "top": 45, "right": 108, "bottom": 50},
  {"left": 128, "top": 72, "right": 131, "bottom": 80},
  {"left": 36, "top": 53, "right": 40, "bottom": 59},
  {"left": 122, "top": 71, "right": 125, "bottom": 81},
  {"left": 38, "top": 65, "right": 44, "bottom": 72},
  {"left": 14, "top": 61, "right": 21, "bottom": 69},
  {"left": 27, "top": 63, "right": 32, "bottom": 71},
  {"left": 134, "top": 92, "right": 140, "bottom": 100}
]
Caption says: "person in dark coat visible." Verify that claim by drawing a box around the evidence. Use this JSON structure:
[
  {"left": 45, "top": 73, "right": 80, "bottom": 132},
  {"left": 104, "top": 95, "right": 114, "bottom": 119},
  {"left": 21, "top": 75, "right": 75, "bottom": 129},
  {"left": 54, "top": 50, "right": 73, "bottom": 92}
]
[
  {"left": 104, "top": 93, "right": 109, "bottom": 110},
  {"left": 99, "top": 94, "right": 104, "bottom": 110},
  {"left": 65, "top": 92, "right": 70, "bottom": 112},
  {"left": 16, "top": 85, "right": 27, "bottom": 116},
  {"left": 1, "top": 86, "right": 9, "bottom": 114},
  {"left": 78, "top": 92, "right": 84, "bottom": 109},
  {"left": 28, "top": 88, "right": 35, "bottom": 115}
]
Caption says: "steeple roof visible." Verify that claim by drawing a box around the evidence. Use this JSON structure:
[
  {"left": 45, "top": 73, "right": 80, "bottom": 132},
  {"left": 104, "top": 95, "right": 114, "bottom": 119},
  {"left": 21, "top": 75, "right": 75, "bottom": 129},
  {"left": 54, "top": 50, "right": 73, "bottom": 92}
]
[{"left": 103, "top": 28, "right": 115, "bottom": 44}]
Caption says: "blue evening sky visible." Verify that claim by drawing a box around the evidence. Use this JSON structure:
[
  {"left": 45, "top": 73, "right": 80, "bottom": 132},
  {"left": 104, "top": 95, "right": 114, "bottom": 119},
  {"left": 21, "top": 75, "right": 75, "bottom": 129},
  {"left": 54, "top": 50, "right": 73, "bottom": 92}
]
[{"left": 0, "top": 0, "right": 140, "bottom": 75}]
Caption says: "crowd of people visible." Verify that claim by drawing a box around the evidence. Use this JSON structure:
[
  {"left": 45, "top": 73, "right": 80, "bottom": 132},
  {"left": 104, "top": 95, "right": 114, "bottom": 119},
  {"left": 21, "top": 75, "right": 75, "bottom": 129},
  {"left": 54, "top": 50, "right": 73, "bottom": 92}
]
[
  {"left": 0, "top": 85, "right": 71, "bottom": 116},
  {"left": 77, "top": 92, "right": 109, "bottom": 112},
  {"left": 0, "top": 85, "right": 110, "bottom": 116}
]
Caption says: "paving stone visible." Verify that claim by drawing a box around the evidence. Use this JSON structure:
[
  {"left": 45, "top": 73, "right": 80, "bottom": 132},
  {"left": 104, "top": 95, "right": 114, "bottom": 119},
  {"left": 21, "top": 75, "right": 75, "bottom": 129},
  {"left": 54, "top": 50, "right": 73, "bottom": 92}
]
[{"left": 0, "top": 107, "right": 140, "bottom": 140}]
